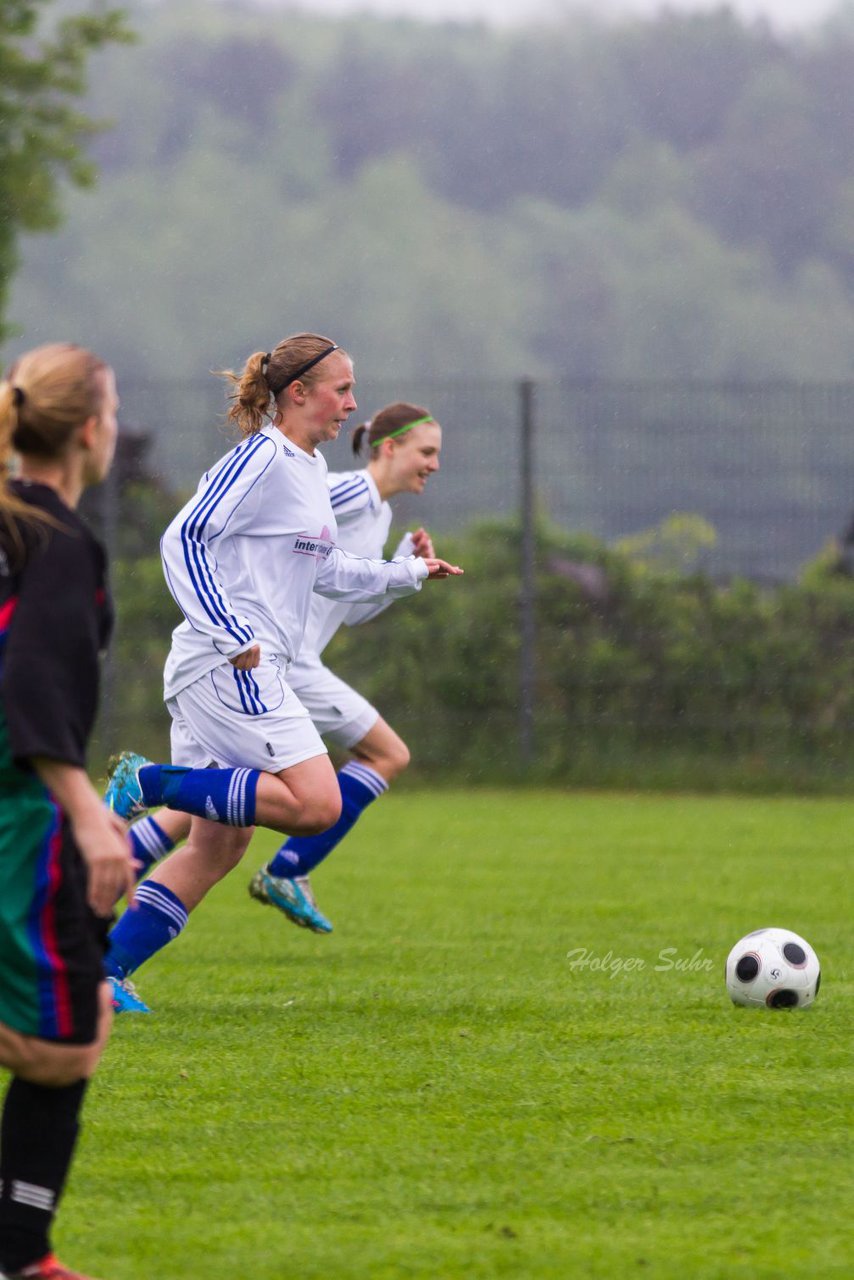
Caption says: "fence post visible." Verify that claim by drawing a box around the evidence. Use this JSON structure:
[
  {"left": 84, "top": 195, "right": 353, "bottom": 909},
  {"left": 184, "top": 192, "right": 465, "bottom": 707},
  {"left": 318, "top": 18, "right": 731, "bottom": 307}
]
[
  {"left": 100, "top": 454, "right": 121, "bottom": 755},
  {"left": 519, "top": 377, "right": 536, "bottom": 768}
]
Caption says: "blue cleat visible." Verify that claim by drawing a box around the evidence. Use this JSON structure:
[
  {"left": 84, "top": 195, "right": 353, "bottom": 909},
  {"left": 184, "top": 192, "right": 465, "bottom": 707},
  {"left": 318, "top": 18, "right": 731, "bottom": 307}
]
[
  {"left": 104, "top": 751, "right": 152, "bottom": 821},
  {"left": 248, "top": 867, "right": 333, "bottom": 934},
  {"left": 108, "top": 975, "right": 152, "bottom": 1015}
]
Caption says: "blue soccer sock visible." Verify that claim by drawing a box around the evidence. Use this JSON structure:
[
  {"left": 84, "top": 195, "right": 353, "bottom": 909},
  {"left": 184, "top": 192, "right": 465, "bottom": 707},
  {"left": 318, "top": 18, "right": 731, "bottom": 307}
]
[
  {"left": 105, "top": 881, "right": 189, "bottom": 979},
  {"left": 268, "top": 761, "right": 388, "bottom": 878},
  {"left": 129, "top": 815, "right": 177, "bottom": 882},
  {"left": 139, "top": 765, "right": 258, "bottom": 826}
]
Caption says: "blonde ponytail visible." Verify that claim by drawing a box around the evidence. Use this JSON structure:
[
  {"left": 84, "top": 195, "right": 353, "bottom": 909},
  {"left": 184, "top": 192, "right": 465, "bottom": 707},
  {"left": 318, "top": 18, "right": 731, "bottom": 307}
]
[
  {"left": 0, "top": 343, "right": 109, "bottom": 549},
  {"left": 221, "top": 350, "right": 271, "bottom": 438},
  {"left": 220, "top": 333, "right": 345, "bottom": 438}
]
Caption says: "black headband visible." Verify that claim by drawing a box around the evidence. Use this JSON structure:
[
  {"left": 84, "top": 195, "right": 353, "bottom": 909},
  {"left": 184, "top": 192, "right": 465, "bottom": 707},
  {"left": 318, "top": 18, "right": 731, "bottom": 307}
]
[{"left": 279, "top": 344, "right": 339, "bottom": 388}]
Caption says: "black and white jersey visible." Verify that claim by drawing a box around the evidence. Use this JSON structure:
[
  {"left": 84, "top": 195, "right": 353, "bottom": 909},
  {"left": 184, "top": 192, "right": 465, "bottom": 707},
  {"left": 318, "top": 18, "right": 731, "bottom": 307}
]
[{"left": 0, "top": 481, "right": 112, "bottom": 775}]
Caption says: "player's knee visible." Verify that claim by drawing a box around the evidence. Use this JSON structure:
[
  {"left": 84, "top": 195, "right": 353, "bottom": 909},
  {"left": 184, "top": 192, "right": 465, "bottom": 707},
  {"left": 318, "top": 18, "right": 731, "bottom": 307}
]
[
  {"left": 354, "top": 728, "right": 410, "bottom": 780},
  {"left": 12, "top": 1042, "right": 97, "bottom": 1087},
  {"left": 386, "top": 739, "right": 411, "bottom": 778},
  {"left": 300, "top": 791, "right": 342, "bottom": 835},
  {"left": 33, "top": 1058, "right": 92, "bottom": 1087},
  {"left": 200, "top": 827, "right": 253, "bottom": 875}
]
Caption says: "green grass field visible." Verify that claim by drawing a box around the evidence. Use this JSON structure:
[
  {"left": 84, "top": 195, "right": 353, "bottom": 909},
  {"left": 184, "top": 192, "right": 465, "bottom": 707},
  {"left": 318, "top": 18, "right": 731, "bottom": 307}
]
[{"left": 47, "top": 791, "right": 852, "bottom": 1278}]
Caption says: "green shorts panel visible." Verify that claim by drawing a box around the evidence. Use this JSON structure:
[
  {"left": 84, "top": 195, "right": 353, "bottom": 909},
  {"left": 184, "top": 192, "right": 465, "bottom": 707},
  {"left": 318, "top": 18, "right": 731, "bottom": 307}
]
[{"left": 0, "top": 779, "right": 106, "bottom": 1043}]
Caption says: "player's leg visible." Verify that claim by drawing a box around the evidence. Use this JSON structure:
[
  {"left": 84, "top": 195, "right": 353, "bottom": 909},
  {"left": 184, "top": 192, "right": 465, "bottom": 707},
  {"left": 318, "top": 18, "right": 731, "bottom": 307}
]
[
  {"left": 0, "top": 987, "right": 112, "bottom": 1280},
  {"left": 108, "top": 755, "right": 341, "bottom": 834},
  {"left": 119, "top": 755, "right": 340, "bottom": 920},
  {"left": 0, "top": 793, "right": 113, "bottom": 1279},
  {"left": 0, "top": 983, "right": 111, "bottom": 1087},
  {"left": 105, "top": 753, "right": 340, "bottom": 1010},
  {"left": 349, "top": 715, "right": 411, "bottom": 778},
  {"left": 252, "top": 671, "right": 410, "bottom": 932},
  {"left": 106, "top": 674, "right": 341, "bottom": 836},
  {"left": 106, "top": 816, "right": 253, "bottom": 1008},
  {"left": 128, "top": 808, "right": 191, "bottom": 881},
  {"left": 105, "top": 670, "right": 341, "bottom": 1009},
  {"left": 268, "top": 715, "right": 407, "bottom": 878}
]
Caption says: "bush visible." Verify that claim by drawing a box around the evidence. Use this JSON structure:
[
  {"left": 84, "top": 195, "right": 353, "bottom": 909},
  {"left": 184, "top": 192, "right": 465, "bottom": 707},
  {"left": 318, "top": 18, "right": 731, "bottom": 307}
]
[{"left": 97, "top": 513, "right": 854, "bottom": 793}]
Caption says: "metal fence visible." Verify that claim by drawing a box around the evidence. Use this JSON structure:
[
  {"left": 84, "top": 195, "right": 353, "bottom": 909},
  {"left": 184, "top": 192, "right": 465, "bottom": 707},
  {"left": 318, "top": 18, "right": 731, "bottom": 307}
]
[
  {"left": 111, "top": 375, "right": 854, "bottom": 583},
  {"left": 87, "top": 376, "right": 854, "bottom": 786}
]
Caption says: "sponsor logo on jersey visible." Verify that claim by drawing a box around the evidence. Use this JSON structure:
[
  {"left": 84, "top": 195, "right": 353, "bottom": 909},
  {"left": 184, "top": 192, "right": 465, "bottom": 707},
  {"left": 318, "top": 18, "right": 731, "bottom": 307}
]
[{"left": 293, "top": 526, "right": 334, "bottom": 559}]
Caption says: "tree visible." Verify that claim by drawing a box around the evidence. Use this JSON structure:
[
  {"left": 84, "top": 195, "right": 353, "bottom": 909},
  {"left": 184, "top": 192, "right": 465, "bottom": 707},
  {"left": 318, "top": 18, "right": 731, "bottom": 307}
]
[
  {"left": 693, "top": 61, "right": 836, "bottom": 272},
  {"left": 0, "top": 0, "right": 131, "bottom": 342}
]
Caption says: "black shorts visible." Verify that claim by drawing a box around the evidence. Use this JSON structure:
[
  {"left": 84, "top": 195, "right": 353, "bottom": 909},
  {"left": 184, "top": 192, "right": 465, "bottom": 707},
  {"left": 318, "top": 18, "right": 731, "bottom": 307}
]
[{"left": 0, "top": 778, "right": 109, "bottom": 1045}]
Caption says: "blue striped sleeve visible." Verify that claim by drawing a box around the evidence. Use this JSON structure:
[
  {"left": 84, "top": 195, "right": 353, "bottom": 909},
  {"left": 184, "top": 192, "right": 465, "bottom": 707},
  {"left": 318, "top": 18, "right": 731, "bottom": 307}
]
[
  {"left": 161, "top": 433, "right": 275, "bottom": 653},
  {"left": 329, "top": 472, "right": 371, "bottom": 516}
]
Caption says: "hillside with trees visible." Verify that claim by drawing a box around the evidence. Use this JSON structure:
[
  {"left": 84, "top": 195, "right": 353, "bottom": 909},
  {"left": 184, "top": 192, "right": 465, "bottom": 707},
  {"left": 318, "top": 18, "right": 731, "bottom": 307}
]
[{"left": 5, "top": 0, "right": 854, "bottom": 381}]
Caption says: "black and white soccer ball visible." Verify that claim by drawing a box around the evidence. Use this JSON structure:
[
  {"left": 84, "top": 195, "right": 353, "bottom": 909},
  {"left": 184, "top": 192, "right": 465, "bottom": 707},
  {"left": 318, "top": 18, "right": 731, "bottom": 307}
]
[{"left": 725, "top": 928, "right": 821, "bottom": 1009}]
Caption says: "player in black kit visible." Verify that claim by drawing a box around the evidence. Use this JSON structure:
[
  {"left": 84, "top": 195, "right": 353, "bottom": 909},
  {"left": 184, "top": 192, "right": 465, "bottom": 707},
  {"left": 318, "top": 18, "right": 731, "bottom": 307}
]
[{"left": 0, "top": 344, "right": 135, "bottom": 1280}]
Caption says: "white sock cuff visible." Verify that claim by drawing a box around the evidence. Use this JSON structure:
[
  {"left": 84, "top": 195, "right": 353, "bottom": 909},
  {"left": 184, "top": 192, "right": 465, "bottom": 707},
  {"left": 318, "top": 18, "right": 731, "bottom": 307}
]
[
  {"left": 135, "top": 880, "right": 189, "bottom": 932},
  {"left": 130, "top": 815, "right": 173, "bottom": 858},
  {"left": 340, "top": 761, "right": 389, "bottom": 799}
]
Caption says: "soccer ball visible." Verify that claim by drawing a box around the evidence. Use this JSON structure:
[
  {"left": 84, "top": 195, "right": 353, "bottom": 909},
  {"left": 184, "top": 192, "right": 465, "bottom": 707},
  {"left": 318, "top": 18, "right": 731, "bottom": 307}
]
[{"left": 725, "top": 928, "right": 821, "bottom": 1009}]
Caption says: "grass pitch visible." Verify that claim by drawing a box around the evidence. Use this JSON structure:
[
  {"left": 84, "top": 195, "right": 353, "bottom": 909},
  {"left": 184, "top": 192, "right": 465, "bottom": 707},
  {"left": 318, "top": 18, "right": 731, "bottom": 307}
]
[{"left": 53, "top": 792, "right": 851, "bottom": 1277}]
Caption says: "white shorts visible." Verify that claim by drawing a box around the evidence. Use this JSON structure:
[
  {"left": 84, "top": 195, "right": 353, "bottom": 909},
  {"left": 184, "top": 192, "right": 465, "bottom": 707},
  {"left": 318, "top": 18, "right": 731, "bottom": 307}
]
[
  {"left": 167, "top": 660, "right": 327, "bottom": 773},
  {"left": 287, "top": 654, "right": 379, "bottom": 750}
]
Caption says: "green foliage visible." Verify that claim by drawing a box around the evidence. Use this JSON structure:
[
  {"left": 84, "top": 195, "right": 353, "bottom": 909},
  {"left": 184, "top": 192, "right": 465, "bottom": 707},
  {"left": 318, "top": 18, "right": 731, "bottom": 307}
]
[
  {"left": 325, "top": 516, "right": 854, "bottom": 790},
  {"left": 0, "top": 0, "right": 132, "bottom": 341},
  {"left": 38, "top": 791, "right": 853, "bottom": 1278},
  {"left": 615, "top": 512, "right": 718, "bottom": 573},
  {"left": 100, "top": 507, "right": 854, "bottom": 792},
  {"left": 7, "top": 1, "right": 854, "bottom": 379}
]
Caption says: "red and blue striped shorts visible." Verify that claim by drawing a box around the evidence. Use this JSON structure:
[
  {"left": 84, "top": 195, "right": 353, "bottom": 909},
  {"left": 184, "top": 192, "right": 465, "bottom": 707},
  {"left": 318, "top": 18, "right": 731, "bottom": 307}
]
[{"left": 0, "top": 778, "right": 108, "bottom": 1044}]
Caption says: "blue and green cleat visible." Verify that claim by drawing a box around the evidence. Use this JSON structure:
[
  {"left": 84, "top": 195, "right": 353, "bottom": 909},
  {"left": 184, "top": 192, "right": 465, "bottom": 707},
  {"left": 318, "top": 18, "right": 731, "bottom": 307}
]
[
  {"left": 108, "top": 975, "right": 152, "bottom": 1015},
  {"left": 248, "top": 867, "right": 333, "bottom": 934},
  {"left": 104, "top": 751, "right": 152, "bottom": 821}
]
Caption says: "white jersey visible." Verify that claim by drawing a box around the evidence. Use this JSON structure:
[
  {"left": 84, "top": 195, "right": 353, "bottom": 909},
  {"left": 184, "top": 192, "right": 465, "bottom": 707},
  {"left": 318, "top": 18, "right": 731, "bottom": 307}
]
[
  {"left": 161, "top": 426, "right": 427, "bottom": 698},
  {"left": 298, "top": 468, "right": 413, "bottom": 660}
]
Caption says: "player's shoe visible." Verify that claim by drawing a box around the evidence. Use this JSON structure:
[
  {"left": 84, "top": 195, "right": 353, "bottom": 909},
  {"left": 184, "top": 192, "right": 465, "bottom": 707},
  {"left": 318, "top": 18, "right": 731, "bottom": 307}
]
[
  {"left": 108, "top": 975, "right": 151, "bottom": 1015},
  {"left": 248, "top": 867, "right": 333, "bottom": 933},
  {"left": 3, "top": 1253, "right": 102, "bottom": 1279},
  {"left": 104, "top": 751, "right": 152, "bottom": 821}
]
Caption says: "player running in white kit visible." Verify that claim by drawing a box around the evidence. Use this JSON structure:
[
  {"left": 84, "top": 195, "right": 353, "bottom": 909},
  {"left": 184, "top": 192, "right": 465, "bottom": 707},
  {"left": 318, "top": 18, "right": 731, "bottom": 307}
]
[
  {"left": 104, "top": 340, "right": 461, "bottom": 1011},
  {"left": 248, "top": 401, "right": 443, "bottom": 930},
  {"left": 120, "top": 402, "right": 444, "bottom": 936}
]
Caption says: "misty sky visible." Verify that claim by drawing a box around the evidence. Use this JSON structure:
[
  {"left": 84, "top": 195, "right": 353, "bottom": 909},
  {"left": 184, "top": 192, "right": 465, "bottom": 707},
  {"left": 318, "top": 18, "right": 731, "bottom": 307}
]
[{"left": 271, "top": 0, "right": 841, "bottom": 29}]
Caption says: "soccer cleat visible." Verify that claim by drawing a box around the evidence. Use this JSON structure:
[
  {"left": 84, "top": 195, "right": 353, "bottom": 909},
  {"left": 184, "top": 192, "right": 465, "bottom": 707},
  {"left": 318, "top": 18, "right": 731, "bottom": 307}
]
[
  {"left": 108, "top": 975, "right": 152, "bottom": 1015},
  {"left": 248, "top": 867, "right": 333, "bottom": 933},
  {"left": 104, "top": 751, "right": 152, "bottom": 821},
  {"left": 3, "top": 1253, "right": 102, "bottom": 1279}
]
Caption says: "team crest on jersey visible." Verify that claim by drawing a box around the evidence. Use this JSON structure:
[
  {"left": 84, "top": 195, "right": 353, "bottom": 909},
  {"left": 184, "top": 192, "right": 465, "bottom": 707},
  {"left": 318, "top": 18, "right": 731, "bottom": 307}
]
[{"left": 293, "top": 526, "right": 334, "bottom": 559}]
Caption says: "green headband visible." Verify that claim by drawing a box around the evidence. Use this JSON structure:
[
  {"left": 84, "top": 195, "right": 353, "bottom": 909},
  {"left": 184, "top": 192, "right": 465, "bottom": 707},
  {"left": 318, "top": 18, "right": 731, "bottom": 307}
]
[{"left": 370, "top": 414, "right": 434, "bottom": 448}]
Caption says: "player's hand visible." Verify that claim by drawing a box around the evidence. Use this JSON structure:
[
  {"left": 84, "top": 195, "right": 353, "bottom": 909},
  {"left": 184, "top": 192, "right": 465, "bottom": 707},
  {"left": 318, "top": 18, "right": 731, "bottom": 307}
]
[
  {"left": 423, "top": 558, "right": 464, "bottom": 579},
  {"left": 230, "top": 644, "right": 261, "bottom": 670},
  {"left": 73, "top": 807, "right": 136, "bottom": 917},
  {"left": 411, "top": 527, "right": 436, "bottom": 559}
]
